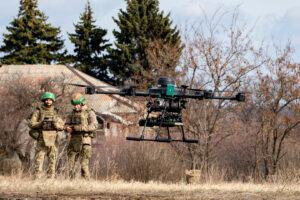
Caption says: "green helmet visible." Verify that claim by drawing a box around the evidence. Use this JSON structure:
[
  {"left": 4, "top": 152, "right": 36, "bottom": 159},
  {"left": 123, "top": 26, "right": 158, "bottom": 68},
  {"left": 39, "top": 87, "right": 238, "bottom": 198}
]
[
  {"left": 71, "top": 93, "right": 85, "bottom": 105},
  {"left": 41, "top": 92, "right": 55, "bottom": 102}
]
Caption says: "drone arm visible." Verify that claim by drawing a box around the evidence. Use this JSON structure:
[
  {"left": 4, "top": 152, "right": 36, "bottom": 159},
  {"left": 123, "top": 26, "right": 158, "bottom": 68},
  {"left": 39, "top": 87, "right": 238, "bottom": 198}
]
[
  {"left": 205, "top": 92, "right": 245, "bottom": 101},
  {"left": 175, "top": 94, "right": 204, "bottom": 99},
  {"left": 206, "top": 96, "right": 237, "bottom": 100},
  {"left": 94, "top": 91, "right": 126, "bottom": 95},
  {"left": 174, "top": 93, "right": 245, "bottom": 101},
  {"left": 86, "top": 87, "right": 157, "bottom": 97}
]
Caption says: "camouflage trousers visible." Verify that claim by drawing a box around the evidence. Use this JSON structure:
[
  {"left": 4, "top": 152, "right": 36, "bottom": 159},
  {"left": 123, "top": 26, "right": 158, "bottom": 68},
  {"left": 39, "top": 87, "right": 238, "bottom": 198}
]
[
  {"left": 34, "top": 140, "right": 57, "bottom": 178},
  {"left": 68, "top": 136, "right": 92, "bottom": 180}
]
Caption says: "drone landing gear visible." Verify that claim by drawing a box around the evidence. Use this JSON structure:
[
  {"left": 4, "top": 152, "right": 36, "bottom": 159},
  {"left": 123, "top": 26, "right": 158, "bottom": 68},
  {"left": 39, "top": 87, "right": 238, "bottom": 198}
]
[
  {"left": 126, "top": 109, "right": 198, "bottom": 143},
  {"left": 126, "top": 101, "right": 198, "bottom": 143},
  {"left": 126, "top": 137, "right": 198, "bottom": 143},
  {"left": 126, "top": 126, "right": 198, "bottom": 143}
]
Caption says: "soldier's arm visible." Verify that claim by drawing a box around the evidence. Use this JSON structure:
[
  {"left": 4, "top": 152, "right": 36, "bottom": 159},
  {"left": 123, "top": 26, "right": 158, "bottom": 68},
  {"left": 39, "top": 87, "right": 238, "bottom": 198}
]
[
  {"left": 82, "top": 110, "right": 98, "bottom": 132},
  {"left": 28, "top": 110, "right": 42, "bottom": 129},
  {"left": 64, "top": 114, "right": 73, "bottom": 131},
  {"left": 54, "top": 116, "right": 65, "bottom": 131}
]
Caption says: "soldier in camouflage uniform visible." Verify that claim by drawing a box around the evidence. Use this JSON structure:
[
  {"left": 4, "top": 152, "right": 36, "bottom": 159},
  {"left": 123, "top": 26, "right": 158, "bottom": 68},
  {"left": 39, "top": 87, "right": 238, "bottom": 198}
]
[
  {"left": 28, "top": 92, "right": 64, "bottom": 178},
  {"left": 66, "top": 93, "right": 97, "bottom": 180}
]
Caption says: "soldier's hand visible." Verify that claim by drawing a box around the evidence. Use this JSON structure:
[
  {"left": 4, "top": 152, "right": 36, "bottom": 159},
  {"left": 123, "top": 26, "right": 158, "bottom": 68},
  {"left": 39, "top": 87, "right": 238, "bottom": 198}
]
[{"left": 66, "top": 126, "right": 73, "bottom": 133}]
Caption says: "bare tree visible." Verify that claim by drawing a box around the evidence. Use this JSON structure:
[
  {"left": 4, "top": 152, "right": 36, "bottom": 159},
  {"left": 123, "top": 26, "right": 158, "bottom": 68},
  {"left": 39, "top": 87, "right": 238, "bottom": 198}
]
[
  {"left": 251, "top": 43, "right": 300, "bottom": 179},
  {"left": 178, "top": 7, "right": 267, "bottom": 180},
  {"left": 128, "top": 39, "right": 183, "bottom": 88}
]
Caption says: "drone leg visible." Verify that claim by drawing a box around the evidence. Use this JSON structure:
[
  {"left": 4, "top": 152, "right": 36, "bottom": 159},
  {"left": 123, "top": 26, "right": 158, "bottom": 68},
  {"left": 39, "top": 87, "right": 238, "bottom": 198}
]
[
  {"left": 180, "top": 125, "right": 186, "bottom": 141},
  {"left": 155, "top": 105, "right": 166, "bottom": 140},
  {"left": 141, "top": 110, "right": 151, "bottom": 139},
  {"left": 181, "top": 125, "right": 198, "bottom": 143},
  {"left": 127, "top": 109, "right": 151, "bottom": 141},
  {"left": 155, "top": 122, "right": 162, "bottom": 140},
  {"left": 167, "top": 127, "right": 171, "bottom": 140},
  {"left": 154, "top": 106, "right": 172, "bottom": 142}
]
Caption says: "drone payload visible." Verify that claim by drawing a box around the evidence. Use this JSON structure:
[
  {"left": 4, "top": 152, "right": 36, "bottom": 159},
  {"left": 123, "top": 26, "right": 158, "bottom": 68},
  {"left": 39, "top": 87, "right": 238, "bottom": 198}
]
[{"left": 71, "top": 77, "right": 245, "bottom": 143}]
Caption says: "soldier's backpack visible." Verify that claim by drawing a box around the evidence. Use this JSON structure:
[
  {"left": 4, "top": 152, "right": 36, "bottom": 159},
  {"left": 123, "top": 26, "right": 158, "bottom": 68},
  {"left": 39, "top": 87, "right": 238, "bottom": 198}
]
[{"left": 29, "top": 129, "right": 39, "bottom": 140}]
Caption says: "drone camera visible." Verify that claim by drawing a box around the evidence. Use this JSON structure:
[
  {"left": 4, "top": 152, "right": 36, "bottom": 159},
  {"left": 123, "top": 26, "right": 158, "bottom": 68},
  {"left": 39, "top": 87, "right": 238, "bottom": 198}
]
[
  {"left": 139, "top": 113, "right": 183, "bottom": 127},
  {"left": 148, "top": 98, "right": 187, "bottom": 112}
]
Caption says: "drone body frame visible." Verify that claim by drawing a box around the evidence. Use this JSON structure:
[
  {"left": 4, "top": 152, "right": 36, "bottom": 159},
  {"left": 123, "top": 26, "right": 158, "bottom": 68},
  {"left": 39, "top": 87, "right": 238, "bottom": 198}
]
[{"left": 73, "top": 77, "right": 245, "bottom": 143}]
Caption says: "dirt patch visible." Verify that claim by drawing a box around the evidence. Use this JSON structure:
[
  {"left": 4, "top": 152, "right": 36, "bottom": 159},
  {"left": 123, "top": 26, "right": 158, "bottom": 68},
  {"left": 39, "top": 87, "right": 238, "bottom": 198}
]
[{"left": 1, "top": 190, "right": 300, "bottom": 200}]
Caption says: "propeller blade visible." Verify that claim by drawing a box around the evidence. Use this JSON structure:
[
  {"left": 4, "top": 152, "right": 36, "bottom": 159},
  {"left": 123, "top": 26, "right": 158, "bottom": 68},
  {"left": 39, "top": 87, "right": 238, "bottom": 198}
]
[
  {"left": 66, "top": 83, "right": 89, "bottom": 87},
  {"left": 66, "top": 83, "right": 117, "bottom": 89},
  {"left": 188, "top": 88, "right": 246, "bottom": 93},
  {"left": 187, "top": 88, "right": 205, "bottom": 92}
]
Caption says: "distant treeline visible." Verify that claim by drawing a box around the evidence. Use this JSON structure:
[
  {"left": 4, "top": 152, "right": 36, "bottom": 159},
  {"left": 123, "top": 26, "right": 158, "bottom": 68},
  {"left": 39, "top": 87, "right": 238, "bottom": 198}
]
[{"left": 0, "top": 0, "right": 182, "bottom": 86}]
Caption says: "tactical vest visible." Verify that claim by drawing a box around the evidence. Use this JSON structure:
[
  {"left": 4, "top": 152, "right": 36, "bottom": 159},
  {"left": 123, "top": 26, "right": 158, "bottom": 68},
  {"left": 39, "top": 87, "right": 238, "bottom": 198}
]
[
  {"left": 71, "top": 110, "right": 91, "bottom": 132},
  {"left": 70, "top": 109, "right": 96, "bottom": 146},
  {"left": 38, "top": 106, "right": 59, "bottom": 147},
  {"left": 38, "top": 106, "right": 58, "bottom": 130}
]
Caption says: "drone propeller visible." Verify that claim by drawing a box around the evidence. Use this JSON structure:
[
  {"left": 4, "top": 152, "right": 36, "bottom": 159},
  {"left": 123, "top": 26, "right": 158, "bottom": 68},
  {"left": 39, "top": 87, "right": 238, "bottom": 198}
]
[
  {"left": 67, "top": 83, "right": 89, "bottom": 87},
  {"left": 187, "top": 88, "right": 248, "bottom": 96},
  {"left": 188, "top": 88, "right": 236, "bottom": 93},
  {"left": 67, "top": 83, "right": 119, "bottom": 89}
]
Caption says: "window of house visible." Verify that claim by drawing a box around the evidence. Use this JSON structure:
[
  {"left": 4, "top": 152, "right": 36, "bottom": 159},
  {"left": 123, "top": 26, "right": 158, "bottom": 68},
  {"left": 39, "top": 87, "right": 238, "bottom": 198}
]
[{"left": 96, "top": 117, "right": 104, "bottom": 130}]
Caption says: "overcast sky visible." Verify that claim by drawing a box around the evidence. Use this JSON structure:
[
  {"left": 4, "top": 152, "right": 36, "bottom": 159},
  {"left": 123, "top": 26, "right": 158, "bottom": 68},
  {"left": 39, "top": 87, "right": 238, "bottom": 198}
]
[{"left": 1, "top": 0, "right": 300, "bottom": 61}]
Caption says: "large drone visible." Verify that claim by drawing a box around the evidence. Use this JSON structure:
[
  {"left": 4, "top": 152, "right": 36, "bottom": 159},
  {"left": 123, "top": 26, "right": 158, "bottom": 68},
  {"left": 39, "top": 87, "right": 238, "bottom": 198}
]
[{"left": 71, "top": 77, "right": 245, "bottom": 143}]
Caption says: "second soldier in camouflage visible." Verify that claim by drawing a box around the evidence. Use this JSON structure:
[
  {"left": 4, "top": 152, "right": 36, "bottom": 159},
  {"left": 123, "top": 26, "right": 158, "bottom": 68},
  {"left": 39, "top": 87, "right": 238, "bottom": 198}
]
[{"left": 66, "top": 93, "right": 98, "bottom": 180}]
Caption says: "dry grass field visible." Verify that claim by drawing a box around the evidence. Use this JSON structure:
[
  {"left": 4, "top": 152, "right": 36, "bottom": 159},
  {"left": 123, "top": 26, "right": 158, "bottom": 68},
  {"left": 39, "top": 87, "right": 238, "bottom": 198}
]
[{"left": 0, "top": 175, "right": 300, "bottom": 200}]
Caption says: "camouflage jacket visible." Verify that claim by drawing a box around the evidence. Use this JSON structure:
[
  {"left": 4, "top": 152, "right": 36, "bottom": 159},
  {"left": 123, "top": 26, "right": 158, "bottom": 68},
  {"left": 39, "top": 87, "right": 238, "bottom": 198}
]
[
  {"left": 65, "top": 105, "right": 98, "bottom": 133},
  {"left": 29, "top": 105, "right": 64, "bottom": 131}
]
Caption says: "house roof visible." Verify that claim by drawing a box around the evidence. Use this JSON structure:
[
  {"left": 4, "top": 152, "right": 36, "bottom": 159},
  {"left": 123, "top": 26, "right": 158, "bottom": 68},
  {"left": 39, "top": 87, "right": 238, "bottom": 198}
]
[{"left": 0, "top": 64, "right": 141, "bottom": 116}]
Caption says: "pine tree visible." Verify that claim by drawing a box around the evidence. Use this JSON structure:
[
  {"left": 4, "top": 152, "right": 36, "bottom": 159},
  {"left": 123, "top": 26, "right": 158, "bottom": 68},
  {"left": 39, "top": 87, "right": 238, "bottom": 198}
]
[
  {"left": 0, "top": 0, "right": 66, "bottom": 64},
  {"left": 68, "top": 1, "right": 111, "bottom": 81},
  {"left": 109, "top": 0, "right": 182, "bottom": 85}
]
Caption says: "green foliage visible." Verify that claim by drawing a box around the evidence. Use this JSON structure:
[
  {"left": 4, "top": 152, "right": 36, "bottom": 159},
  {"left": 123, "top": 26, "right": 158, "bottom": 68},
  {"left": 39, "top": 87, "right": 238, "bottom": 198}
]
[
  {"left": 68, "top": 1, "right": 111, "bottom": 82},
  {"left": 109, "top": 0, "right": 182, "bottom": 85},
  {"left": 0, "top": 0, "right": 66, "bottom": 64}
]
